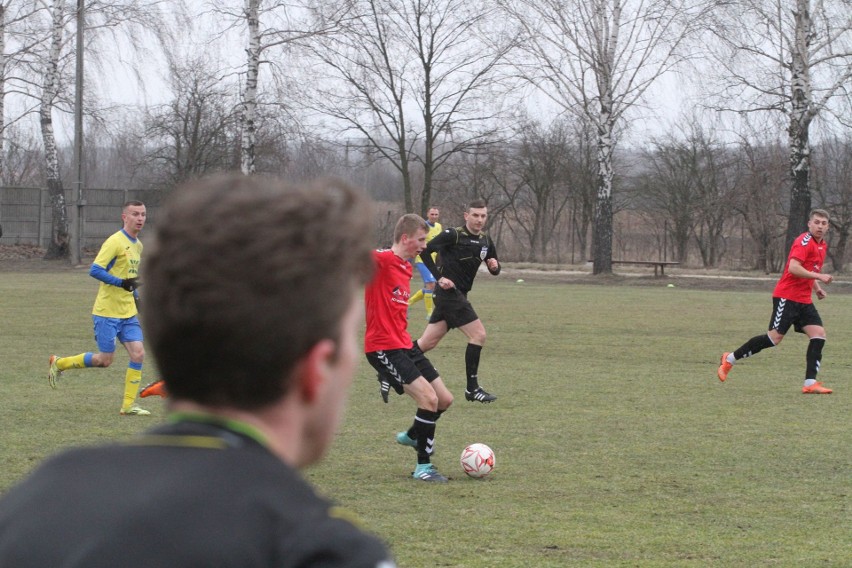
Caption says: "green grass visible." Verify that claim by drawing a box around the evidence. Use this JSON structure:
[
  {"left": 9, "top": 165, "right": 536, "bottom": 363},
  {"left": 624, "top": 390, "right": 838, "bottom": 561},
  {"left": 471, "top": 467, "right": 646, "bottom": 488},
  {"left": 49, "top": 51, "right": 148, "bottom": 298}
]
[{"left": 2, "top": 270, "right": 850, "bottom": 567}]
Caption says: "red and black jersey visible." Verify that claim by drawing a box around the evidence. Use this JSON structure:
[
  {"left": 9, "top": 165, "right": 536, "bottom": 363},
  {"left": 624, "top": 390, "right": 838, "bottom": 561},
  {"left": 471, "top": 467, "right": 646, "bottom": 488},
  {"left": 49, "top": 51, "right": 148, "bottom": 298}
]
[
  {"left": 364, "top": 249, "right": 413, "bottom": 352},
  {"left": 773, "top": 231, "right": 828, "bottom": 304}
]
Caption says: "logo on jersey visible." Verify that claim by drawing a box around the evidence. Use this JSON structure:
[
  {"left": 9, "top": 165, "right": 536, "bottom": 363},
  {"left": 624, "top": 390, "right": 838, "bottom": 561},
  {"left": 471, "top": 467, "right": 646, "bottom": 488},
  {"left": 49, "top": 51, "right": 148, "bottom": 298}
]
[
  {"left": 480, "top": 246, "right": 488, "bottom": 260},
  {"left": 391, "top": 286, "right": 408, "bottom": 305},
  {"left": 800, "top": 234, "right": 812, "bottom": 246}
]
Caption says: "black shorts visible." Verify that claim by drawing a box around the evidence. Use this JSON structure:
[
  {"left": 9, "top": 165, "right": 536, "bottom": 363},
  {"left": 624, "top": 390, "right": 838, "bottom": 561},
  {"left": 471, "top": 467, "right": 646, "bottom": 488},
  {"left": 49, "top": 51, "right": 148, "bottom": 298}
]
[
  {"left": 366, "top": 347, "right": 440, "bottom": 384},
  {"left": 429, "top": 288, "right": 479, "bottom": 329},
  {"left": 769, "top": 297, "right": 823, "bottom": 335}
]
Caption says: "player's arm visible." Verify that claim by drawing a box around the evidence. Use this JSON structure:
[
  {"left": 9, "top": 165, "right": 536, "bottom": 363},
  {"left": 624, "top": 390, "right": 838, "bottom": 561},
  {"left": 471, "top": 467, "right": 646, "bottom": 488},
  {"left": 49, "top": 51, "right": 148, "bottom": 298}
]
[
  {"left": 420, "top": 228, "right": 455, "bottom": 281},
  {"left": 90, "top": 264, "right": 140, "bottom": 292},
  {"left": 787, "top": 258, "right": 832, "bottom": 284},
  {"left": 485, "top": 241, "right": 500, "bottom": 275}
]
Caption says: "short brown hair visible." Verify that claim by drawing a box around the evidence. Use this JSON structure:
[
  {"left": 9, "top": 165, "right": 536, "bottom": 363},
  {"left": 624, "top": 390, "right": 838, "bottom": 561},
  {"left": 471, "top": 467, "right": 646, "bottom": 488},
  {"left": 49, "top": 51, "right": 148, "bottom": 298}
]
[
  {"left": 393, "top": 214, "right": 428, "bottom": 243},
  {"left": 466, "top": 198, "right": 487, "bottom": 210},
  {"left": 143, "top": 174, "right": 374, "bottom": 409},
  {"left": 810, "top": 208, "right": 830, "bottom": 222}
]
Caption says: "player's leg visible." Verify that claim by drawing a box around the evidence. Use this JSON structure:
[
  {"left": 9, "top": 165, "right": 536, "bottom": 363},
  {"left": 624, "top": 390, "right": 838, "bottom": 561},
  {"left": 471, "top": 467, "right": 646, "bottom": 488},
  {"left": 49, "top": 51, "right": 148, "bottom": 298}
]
[
  {"left": 373, "top": 349, "right": 447, "bottom": 482},
  {"left": 718, "top": 299, "right": 788, "bottom": 382},
  {"left": 411, "top": 347, "right": 453, "bottom": 413},
  {"left": 422, "top": 282, "right": 436, "bottom": 320},
  {"left": 117, "top": 317, "right": 150, "bottom": 416},
  {"left": 457, "top": 318, "right": 496, "bottom": 402},
  {"left": 801, "top": 308, "right": 831, "bottom": 393},
  {"left": 414, "top": 321, "right": 449, "bottom": 353},
  {"left": 414, "top": 262, "right": 437, "bottom": 320},
  {"left": 404, "top": 378, "right": 446, "bottom": 482},
  {"left": 48, "top": 317, "right": 119, "bottom": 388}
]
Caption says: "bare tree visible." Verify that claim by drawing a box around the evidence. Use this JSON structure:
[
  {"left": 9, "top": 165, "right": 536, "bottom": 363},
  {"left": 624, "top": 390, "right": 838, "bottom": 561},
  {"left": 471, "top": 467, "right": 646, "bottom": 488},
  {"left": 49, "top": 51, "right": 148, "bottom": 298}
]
[
  {"left": 204, "top": 0, "right": 352, "bottom": 176},
  {"left": 813, "top": 134, "right": 852, "bottom": 272},
  {"left": 36, "top": 0, "right": 70, "bottom": 259},
  {"left": 635, "top": 135, "right": 700, "bottom": 263},
  {"left": 304, "top": 0, "right": 516, "bottom": 214},
  {"left": 731, "top": 128, "right": 789, "bottom": 272},
  {"left": 9, "top": 0, "right": 180, "bottom": 258},
  {"left": 138, "top": 57, "right": 240, "bottom": 186},
  {"left": 703, "top": 0, "right": 852, "bottom": 251},
  {"left": 504, "top": 119, "right": 575, "bottom": 262},
  {"left": 499, "top": 0, "right": 701, "bottom": 273},
  {"left": 0, "top": 2, "right": 42, "bottom": 182}
]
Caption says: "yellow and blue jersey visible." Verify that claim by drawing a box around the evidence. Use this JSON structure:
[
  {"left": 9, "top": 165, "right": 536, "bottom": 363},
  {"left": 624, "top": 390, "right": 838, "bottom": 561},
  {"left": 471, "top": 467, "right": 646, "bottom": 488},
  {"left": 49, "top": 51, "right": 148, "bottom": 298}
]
[
  {"left": 414, "top": 221, "right": 442, "bottom": 264},
  {"left": 91, "top": 230, "right": 142, "bottom": 319}
]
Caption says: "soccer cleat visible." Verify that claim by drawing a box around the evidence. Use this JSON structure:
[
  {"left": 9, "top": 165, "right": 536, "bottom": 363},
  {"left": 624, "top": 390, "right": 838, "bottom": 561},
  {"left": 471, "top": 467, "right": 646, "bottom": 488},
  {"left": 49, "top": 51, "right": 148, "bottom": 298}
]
[
  {"left": 412, "top": 464, "right": 448, "bottom": 483},
  {"left": 119, "top": 405, "right": 151, "bottom": 416},
  {"left": 465, "top": 387, "right": 497, "bottom": 403},
  {"left": 139, "top": 380, "right": 167, "bottom": 398},
  {"left": 48, "top": 355, "right": 61, "bottom": 389},
  {"left": 717, "top": 353, "right": 733, "bottom": 382},
  {"left": 802, "top": 382, "right": 833, "bottom": 394},
  {"left": 396, "top": 431, "right": 417, "bottom": 448},
  {"left": 377, "top": 373, "right": 404, "bottom": 403},
  {"left": 378, "top": 374, "right": 391, "bottom": 403}
]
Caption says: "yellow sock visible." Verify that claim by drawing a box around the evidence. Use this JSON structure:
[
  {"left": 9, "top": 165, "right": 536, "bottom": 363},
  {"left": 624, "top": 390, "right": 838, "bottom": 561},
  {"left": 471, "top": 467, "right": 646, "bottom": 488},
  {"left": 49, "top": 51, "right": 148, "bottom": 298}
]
[
  {"left": 57, "top": 353, "right": 88, "bottom": 371},
  {"left": 122, "top": 363, "right": 143, "bottom": 410},
  {"left": 409, "top": 289, "right": 424, "bottom": 305},
  {"left": 424, "top": 292, "right": 434, "bottom": 317}
]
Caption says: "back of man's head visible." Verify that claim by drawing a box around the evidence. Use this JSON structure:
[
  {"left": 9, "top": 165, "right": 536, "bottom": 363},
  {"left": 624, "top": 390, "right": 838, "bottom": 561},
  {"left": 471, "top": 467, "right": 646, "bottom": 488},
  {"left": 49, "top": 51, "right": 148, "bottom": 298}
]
[{"left": 144, "top": 174, "right": 374, "bottom": 409}]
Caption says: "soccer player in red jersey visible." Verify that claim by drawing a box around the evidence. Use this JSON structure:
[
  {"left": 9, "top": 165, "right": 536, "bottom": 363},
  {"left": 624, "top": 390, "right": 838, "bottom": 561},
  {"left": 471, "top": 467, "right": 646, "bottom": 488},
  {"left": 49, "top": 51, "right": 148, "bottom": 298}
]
[
  {"left": 365, "top": 214, "right": 453, "bottom": 482},
  {"left": 717, "top": 209, "right": 834, "bottom": 394}
]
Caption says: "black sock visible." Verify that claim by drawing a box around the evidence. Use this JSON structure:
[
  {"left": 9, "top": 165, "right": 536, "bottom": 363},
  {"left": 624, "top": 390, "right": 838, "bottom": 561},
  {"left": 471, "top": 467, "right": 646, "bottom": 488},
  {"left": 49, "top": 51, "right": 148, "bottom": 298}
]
[
  {"left": 413, "top": 408, "right": 439, "bottom": 465},
  {"left": 733, "top": 334, "right": 775, "bottom": 360},
  {"left": 465, "top": 343, "right": 482, "bottom": 392},
  {"left": 806, "top": 338, "right": 825, "bottom": 381}
]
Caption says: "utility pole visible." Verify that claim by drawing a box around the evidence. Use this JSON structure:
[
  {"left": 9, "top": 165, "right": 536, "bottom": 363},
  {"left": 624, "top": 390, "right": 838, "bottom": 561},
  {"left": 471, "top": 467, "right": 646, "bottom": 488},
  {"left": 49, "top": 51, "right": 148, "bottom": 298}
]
[{"left": 69, "top": 0, "right": 84, "bottom": 264}]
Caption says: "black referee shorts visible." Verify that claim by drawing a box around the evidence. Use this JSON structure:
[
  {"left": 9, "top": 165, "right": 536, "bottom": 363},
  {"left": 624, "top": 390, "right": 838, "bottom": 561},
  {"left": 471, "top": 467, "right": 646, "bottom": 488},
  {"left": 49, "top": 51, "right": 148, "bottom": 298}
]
[{"left": 429, "top": 288, "right": 479, "bottom": 329}]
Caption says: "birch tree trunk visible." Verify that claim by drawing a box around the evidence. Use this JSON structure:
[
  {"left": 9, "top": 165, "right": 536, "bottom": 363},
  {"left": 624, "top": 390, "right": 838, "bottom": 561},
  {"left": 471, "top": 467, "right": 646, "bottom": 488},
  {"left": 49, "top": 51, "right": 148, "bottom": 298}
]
[
  {"left": 784, "top": 0, "right": 815, "bottom": 249},
  {"left": 703, "top": 0, "right": 852, "bottom": 252},
  {"left": 500, "top": 0, "right": 695, "bottom": 274},
  {"left": 0, "top": 4, "right": 7, "bottom": 182},
  {"left": 241, "top": 0, "right": 259, "bottom": 176},
  {"left": 594, "top": 119, "right": 615, "bottom": 274},
  {"left": 42, "top": 0, "right": 68, "bottom": 260}
]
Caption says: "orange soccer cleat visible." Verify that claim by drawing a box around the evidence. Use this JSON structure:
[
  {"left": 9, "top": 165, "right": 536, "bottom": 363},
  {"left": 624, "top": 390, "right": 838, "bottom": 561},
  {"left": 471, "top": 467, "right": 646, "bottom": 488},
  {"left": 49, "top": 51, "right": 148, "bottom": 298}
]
[
  {"left": 802, "top": 382, "right": 833, "bottom": 394},
  {"left": 139, "top": 380, "right": 168, "bottom": 398},
  {"left": 717, "top": 353, "right": 733, "bottom": 382}
]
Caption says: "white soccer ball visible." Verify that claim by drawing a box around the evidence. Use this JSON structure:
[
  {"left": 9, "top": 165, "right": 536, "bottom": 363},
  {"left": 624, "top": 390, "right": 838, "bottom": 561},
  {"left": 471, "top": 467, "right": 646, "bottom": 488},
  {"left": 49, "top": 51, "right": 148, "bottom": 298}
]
[{"left": 460, "top": 443, "right": 495, "bottom": 478}]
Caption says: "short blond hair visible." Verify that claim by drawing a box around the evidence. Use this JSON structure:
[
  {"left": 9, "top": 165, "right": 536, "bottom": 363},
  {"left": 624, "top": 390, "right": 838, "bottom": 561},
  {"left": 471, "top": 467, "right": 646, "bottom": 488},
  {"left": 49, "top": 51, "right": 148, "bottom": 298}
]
[{"left": 393, "top": 213, "right": 428, "bottom": 243}]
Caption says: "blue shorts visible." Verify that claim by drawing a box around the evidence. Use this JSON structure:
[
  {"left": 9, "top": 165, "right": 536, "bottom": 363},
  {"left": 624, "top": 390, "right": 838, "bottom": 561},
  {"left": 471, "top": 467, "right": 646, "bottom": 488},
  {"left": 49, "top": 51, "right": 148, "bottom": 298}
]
[
  {"left": 92, "top": 315, "right": 143, "bottom": 353},
  {"left": 414, "top": 261, "right": 437, "bottom": 284}
]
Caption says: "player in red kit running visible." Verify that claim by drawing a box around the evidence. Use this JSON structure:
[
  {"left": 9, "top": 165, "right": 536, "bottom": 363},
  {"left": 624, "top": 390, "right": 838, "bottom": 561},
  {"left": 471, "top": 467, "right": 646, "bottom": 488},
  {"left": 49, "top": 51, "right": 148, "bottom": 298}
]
[
  {"left": 365, "top": 214, "right": 453, "bottom": 482},
  {"left": 717, "top": 209, "right": 834, "bottom": 394}
]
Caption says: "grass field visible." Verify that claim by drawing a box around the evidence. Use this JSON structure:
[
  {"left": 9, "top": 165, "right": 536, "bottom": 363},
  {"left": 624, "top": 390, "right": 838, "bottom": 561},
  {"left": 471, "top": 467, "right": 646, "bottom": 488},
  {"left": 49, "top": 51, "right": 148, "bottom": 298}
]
[{"left": 1, "top": 268, "right": 850, "bottom": 567}]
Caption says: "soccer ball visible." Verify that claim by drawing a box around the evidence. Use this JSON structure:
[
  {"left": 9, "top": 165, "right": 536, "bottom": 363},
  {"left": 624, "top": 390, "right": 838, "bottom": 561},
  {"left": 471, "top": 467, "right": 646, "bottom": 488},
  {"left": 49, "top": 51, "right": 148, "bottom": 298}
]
[{"left": 460, "top": 443, "right": 495, "bottom": 478}]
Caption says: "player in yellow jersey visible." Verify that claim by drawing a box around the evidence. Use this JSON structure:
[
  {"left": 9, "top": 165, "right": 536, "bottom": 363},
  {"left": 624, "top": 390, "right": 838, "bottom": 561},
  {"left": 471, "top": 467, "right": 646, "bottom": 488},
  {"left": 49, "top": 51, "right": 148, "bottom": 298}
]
[
  {"left": 47, "top": 201, "right": 151, "bottom": 416},
  {"left": 408, "top": 207, "right": 442, "bottom": 320}
]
